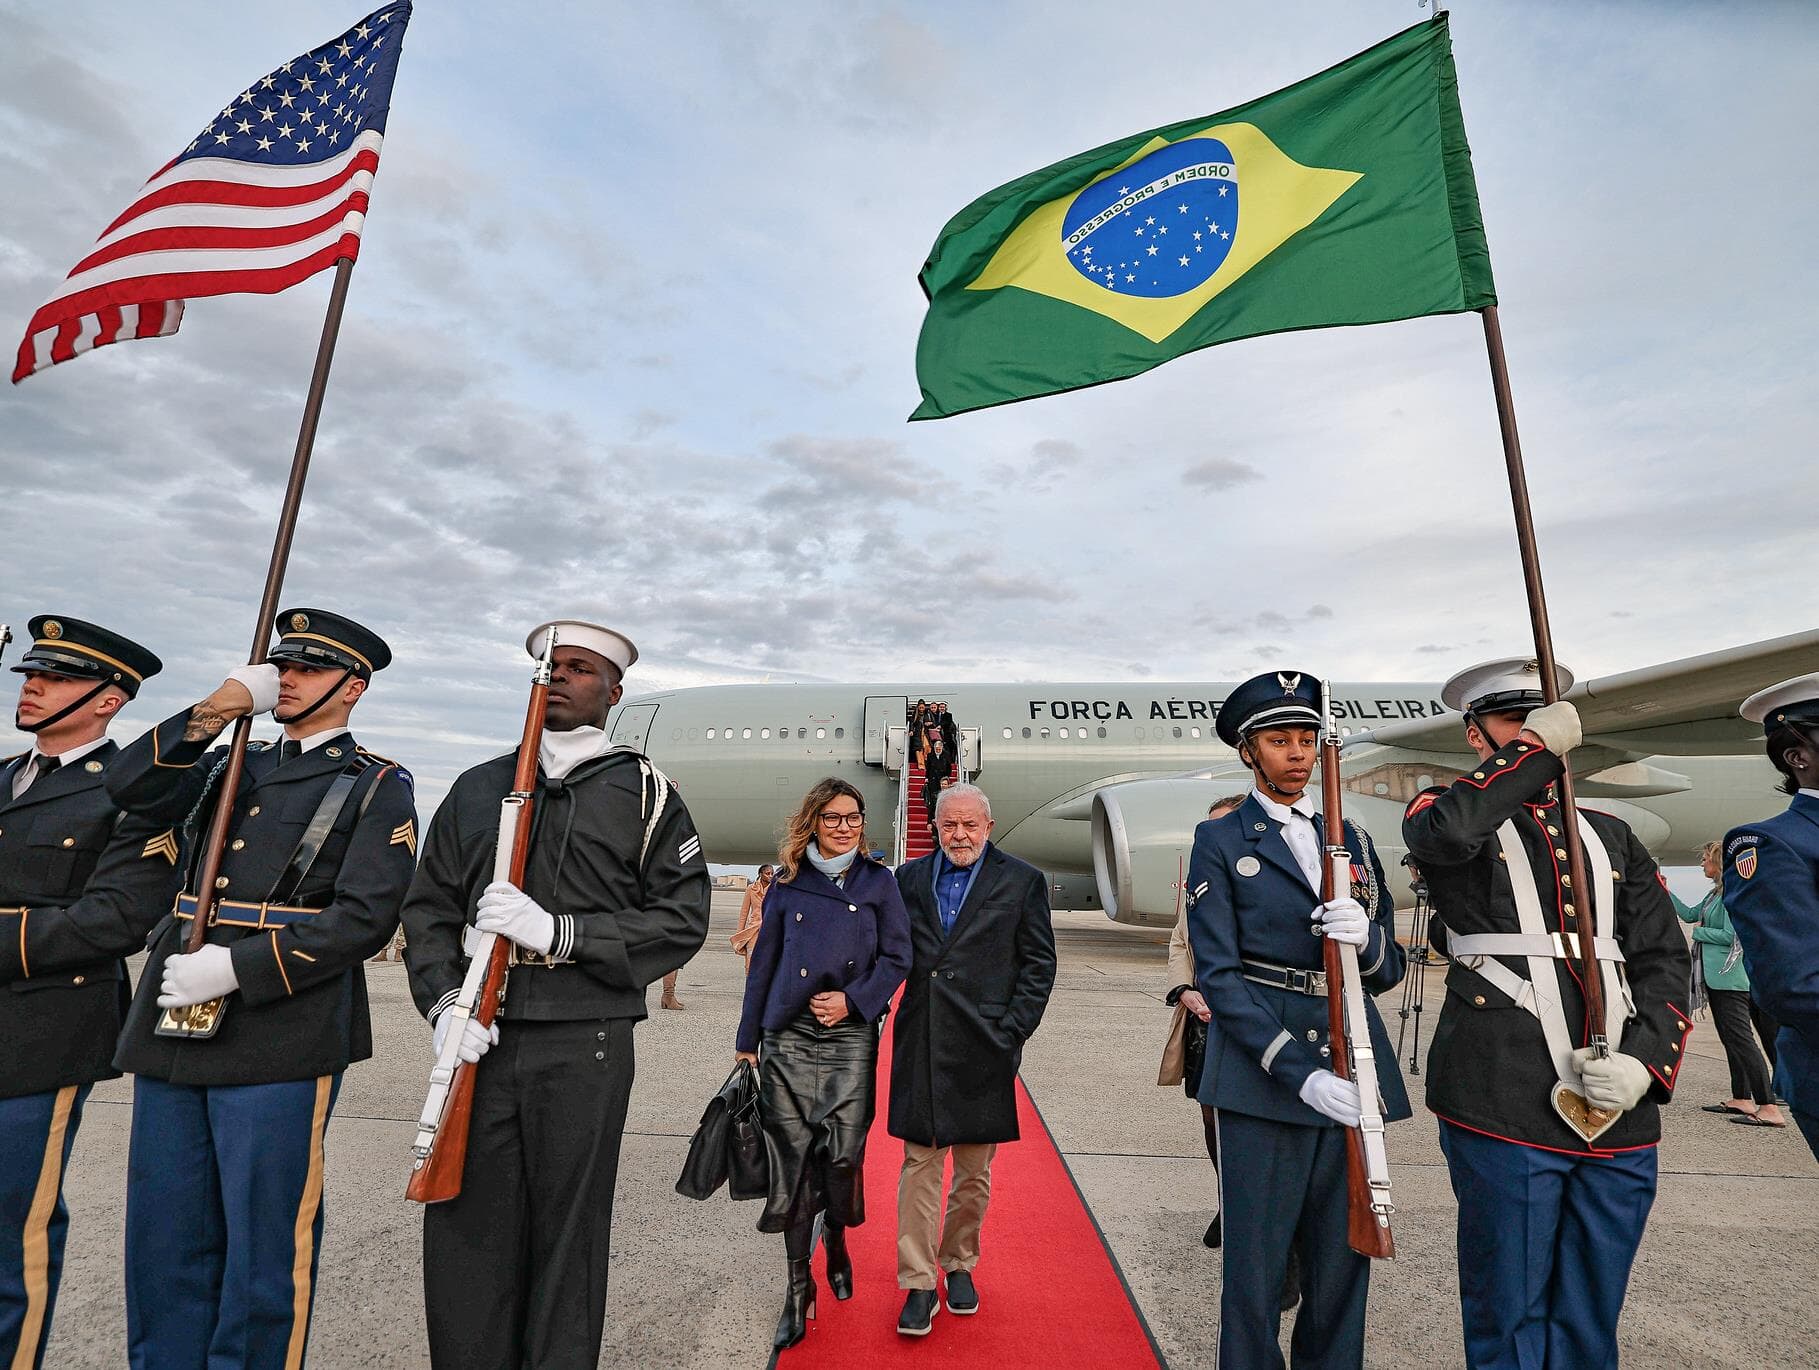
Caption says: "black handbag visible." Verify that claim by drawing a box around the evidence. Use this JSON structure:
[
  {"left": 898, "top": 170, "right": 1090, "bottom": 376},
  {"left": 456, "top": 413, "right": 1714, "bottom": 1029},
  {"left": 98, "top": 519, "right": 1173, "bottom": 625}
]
[
  {"left": 1182, "top": 1014, "right": 1209, "bottom": 1098},
  {"left": 677, "top": 1061, "right": 766, "bottom": 1201},
  {"left": 726, "top": 1064, "right": 768, "bottom": 1200}
]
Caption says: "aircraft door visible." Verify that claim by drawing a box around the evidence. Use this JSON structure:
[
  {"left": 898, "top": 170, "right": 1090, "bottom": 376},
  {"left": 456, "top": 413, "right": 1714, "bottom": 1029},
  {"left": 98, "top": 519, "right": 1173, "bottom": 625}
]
[
  {"left": 959, "top": 726, "right": 981, "bottom": 778},
  {"left": 611, "top": 702, "right": 659, "bottom": 752},
  {"left": 862, "top": 695, "right": 909, "bottom": 766}
]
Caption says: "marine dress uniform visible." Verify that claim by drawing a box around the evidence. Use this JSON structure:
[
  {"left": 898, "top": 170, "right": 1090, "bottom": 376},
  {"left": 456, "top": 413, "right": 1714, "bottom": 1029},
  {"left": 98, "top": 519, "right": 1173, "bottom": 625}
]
[
  {"left": 1722, "top": 674, "right": 1819, "bottom": 1161},
  {"left": 105, "top": 610, "right": 417, "bottom": 1370},
  {"left": 401, "top": 621, "right": 711, "bottom": 1370},
  {"left": 1403, "top": 659, "right": 1691, "bottom": 1370},
  {"left": 0, "top": 618, "right": 176, "bottom": 1370},
  {"left": 1186, "top": 671, "right": 1408, "bottom": 1370}
]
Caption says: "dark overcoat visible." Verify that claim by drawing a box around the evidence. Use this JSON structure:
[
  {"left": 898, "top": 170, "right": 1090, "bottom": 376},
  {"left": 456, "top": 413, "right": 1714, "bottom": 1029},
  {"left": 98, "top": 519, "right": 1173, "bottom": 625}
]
[{"left": 889, "top": 844, "right": 1057, "bottom": 1147}]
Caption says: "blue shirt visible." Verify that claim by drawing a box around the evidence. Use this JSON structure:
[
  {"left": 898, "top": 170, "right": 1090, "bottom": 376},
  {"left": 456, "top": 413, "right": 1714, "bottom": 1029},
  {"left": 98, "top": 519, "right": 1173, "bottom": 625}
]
[{"left": 934, "top": 843, "right": 989, "bottom": 935}]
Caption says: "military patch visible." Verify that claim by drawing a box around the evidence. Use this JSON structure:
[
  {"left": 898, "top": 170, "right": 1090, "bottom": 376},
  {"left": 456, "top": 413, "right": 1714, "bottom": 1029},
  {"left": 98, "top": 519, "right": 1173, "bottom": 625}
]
[
  {"left": 1405, "top": 791, "right": 1439, "bottom": 819},
  {"left": 679, "top": 835, "right": 702, "bottom": 864},
  {"left": 142, "top": 831, "right": 180, "bottom": 865},
  {"left": 390, "top": 820, "right": 417, "bottom": 856},
  {"left": 1735, "top": 848, "right": 1757, "bottom": 880},
  {"left": 1726, "top": 833, "right": 1759, "bottom": 855},
  {"left": 1236, "top": 856, "right": 1261, "bottom": 877},
  {"left": 289, "top": 612, "right": 310, "bottom": 631},
  {"left": 1186, "top": 879, "right": 1209, "bottom": 909}
]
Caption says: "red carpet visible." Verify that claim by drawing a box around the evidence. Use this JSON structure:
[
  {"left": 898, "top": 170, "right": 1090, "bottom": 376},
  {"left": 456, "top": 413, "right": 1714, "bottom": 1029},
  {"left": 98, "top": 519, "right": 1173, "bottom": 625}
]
[{"left": 770, "top": 1006, "right": 1163, "bottom": 1369}]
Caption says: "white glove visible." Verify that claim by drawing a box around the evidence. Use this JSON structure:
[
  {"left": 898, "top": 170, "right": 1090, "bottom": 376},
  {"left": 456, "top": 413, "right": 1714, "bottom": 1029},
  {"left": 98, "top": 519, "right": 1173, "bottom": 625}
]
[
  {"left": 1313, "top": 897, "right": 1369, "bottom": 948},
  {"left": 474, "top": 881, "right": 555, "bottom": 956},
  {"left": 1298, "top": 1069, "right": 1363, "bottom": 1127},
  {"left": 225, "top": 664, "right": 280, "bottom": 715},
  {"left": 158, "top": 944, "right": 239, "bottom": 1008},
  {"left": 432, "top": 1009, "right": 499, "bottom": 1064},
  {"left": 1522, "top": 701, "right": 1581, "bottom": 756},
  {"left": 1570, "top": 1047, "right": 1652, "bottom": 1112}
]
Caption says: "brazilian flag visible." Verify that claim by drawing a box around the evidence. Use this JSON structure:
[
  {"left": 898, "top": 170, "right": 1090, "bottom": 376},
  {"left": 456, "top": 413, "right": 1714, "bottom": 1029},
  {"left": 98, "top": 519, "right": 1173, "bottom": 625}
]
[{"left": 911, "top": 14, "right": 1494, "bottom": 420}]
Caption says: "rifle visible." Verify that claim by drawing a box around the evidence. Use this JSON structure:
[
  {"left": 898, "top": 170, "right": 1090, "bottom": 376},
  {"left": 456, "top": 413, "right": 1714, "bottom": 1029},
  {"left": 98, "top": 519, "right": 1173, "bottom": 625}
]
[
  {"left": 407, "top": 627, "right": 557, "bottom": 1203},
  {"left": 1318, "top": 680, "right": 1396, "bottom": 1259}
]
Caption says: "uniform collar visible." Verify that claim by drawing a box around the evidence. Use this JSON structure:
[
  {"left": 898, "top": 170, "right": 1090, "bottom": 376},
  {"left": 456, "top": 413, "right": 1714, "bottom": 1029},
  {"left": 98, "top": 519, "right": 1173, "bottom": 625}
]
[
  {"left": 1250, "top": 787, "right": 1315, "bottom": 825},
  {"left": 31, "top": 735, "right": 111, "bottom": 767},
  {"left": 283, "top": 725, "right": 344, "bottom": 755}
]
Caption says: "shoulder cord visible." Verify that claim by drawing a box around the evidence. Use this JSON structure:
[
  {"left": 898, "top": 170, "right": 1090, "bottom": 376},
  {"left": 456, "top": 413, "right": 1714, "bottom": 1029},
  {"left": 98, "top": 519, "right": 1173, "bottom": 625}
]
[{"left": 1348, "top": 820, "right": 1382, "bottom": 913}]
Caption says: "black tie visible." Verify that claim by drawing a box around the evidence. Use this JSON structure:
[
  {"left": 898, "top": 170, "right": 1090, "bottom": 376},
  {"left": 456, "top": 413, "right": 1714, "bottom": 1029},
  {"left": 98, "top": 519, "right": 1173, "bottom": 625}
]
[
  {"left": 279, "top": 740, "right": 303, "bottom": 764},
  {"left": 32, "top": 755, "right": 61, "bottom": 785}
]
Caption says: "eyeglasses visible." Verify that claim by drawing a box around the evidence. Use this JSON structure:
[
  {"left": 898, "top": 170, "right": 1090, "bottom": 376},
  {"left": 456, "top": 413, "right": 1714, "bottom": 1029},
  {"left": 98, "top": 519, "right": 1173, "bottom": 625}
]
[{"left": 817, "top": 811, "right": 865, "bottom": 828}]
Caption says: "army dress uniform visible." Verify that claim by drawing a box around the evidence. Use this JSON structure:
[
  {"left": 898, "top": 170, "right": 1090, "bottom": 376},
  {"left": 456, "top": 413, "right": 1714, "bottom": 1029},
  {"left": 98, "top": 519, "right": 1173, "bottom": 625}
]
[
  {"left": 401, "top": 622, "right": 710, "bottom": 1370},
  {"left": 104, "top": 611, "right": 417, "bottom": 1370},
  {"left": 0, "top": 618, "right": 176, "bottom": 1370},
  {"left": 1186, "top": 671, "right": 1409, "bottom": 1370},
  {"left": 1722, "top": 674, "right": 1819, "bottom": 1161},
  {"left": 1402, "top": 659, "right": 1690, "bottom": 1370}
]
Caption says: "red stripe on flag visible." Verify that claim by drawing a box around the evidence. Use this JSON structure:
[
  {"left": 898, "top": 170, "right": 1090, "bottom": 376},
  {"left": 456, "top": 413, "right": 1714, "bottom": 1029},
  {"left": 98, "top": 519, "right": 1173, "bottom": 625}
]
[
  {"left": 94, "top": 305, "right": 123, "bottom": 348},
  {"left": 102, "top": 150, "right": 380, "bottom": 235},
  {"left": 72, "top": 191, "right": 370, "bottom": 276}
]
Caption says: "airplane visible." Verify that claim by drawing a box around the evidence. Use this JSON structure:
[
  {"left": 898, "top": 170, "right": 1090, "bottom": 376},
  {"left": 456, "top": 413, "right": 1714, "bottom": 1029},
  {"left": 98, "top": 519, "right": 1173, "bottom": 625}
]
[{"left": 608, "top": 630, "right": 1817, "bottom": 929}]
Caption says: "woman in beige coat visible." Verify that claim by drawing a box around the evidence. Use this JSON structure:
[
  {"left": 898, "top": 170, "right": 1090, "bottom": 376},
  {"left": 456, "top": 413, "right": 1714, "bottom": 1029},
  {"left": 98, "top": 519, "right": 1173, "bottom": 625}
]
[{"left": 731, "top": 864, "right": 774, "bottom": 970}]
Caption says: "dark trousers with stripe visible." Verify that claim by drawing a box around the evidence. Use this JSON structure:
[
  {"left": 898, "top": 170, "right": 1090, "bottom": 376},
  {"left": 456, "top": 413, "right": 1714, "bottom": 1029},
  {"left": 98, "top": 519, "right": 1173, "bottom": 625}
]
[
  {"left": 125, "top": 1074, "right": 341, "bottom": 1370},
  {"left": 0, "top": 1085, "right": 91, "bottom": 1370},
  {"left": 1439, "top": 1121, "right": 1656, "bottom": 1370},
  {"left": 423, "top": 1018, "right": 635, "bottom": 1370},
  {"left": 1216, "top": 1109, "right": 1369, "bottom": 1370}
]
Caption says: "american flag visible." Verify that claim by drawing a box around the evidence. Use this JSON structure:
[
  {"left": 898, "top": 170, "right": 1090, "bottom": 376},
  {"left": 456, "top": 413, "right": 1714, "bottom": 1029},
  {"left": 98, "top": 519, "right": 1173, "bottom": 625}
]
[{"left": 12, "top": 3, "right": 413, "bottom": 384}]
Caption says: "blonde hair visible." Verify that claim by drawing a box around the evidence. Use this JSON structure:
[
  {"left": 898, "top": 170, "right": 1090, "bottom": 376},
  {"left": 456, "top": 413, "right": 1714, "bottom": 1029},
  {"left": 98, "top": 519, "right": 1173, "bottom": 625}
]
[{"left": 777, "top": 777, "right": 866, "bottom": 883}]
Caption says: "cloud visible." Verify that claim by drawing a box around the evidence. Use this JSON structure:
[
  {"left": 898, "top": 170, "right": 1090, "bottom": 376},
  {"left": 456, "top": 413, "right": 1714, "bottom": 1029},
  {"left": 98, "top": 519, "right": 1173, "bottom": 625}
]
[{"left": 1181, "top": 457, "right": 1262, "bottom": 490}]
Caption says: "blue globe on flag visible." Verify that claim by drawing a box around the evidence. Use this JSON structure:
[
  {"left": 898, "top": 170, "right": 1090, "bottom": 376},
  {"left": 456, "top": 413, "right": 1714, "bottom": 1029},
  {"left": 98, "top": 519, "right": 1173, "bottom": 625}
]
[{"left": 1061, "top": 137, "right": 1239, "bottom": 298}]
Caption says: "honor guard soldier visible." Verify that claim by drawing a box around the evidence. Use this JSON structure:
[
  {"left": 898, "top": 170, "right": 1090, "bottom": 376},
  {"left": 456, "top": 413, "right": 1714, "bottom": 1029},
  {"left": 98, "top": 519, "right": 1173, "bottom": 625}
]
[
  {"left": 104, "top": 609, "right": 417, "bottom": 1370},
  {"left": 1723, "top": 675, "right": 1819, "bottom": 1160},
  {"left": 401, "top": 620, "right": 710, "bottom": 1370},
  {"left": 1403, "top": 659, "right": 1691, "bottom": 1370},
  {"left": 0, "top": 617, "right": 177, "bottom": 1370},
  {"left": 1187, "top": 670, "right": 1408, "bottom": 1370}
]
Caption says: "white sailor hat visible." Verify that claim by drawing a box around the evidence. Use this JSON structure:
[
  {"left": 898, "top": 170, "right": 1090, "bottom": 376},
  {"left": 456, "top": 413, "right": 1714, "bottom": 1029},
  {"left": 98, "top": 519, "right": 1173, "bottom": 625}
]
[
  {"left": 1441, "top": 657, "right": 1574, "bottom": 716},
  {"left": 524, "top": 620, "right": 639, "bottom": 676},
  {"left": 1740, "top": 674, "right": 1819, "bottom": 733}
]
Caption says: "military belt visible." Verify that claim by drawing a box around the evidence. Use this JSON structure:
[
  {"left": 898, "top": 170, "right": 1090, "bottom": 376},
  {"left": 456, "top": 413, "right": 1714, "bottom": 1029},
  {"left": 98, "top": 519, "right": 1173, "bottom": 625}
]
[
  {"left": 1241, "top": 958, "right": 1328, "bottom": 996},
  {"left": 173, "top": 892, "right": 323, "bottom": 931}
]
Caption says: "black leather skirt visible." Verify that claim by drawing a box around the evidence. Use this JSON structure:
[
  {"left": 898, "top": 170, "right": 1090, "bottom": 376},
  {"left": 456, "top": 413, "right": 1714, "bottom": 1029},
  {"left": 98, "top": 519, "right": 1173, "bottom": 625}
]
[{"left": 757, "top": 1011, "right": 879, "bottom": 1233}]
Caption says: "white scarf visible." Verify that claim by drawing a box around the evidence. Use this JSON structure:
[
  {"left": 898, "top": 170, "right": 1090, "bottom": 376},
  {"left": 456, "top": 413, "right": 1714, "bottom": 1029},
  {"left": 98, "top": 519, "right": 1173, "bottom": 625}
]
[
  {"left": 540, "top": 725, "right": 611, "bottom": 780},
  {"left": 806, "top": 841, "right": 858, "bottom": 881}
]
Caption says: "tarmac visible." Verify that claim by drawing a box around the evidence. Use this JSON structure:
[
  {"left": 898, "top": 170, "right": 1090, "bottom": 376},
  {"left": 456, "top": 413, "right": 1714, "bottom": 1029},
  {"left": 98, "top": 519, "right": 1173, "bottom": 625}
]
[{"left": 47, "top": 891, "right": 1819, "bottom": 1368}]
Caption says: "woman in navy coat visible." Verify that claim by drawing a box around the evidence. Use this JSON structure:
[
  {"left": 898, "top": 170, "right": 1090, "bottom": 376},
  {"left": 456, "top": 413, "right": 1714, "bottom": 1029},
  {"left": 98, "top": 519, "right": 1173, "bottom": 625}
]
[{"left": 735, "top": 777, "right": 912, "bottom": 1350}]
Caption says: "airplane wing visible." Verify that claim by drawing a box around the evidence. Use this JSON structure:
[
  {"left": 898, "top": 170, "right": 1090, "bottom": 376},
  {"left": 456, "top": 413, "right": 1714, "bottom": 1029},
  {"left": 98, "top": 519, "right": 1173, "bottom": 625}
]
[{"left": 1347, "top": 628, "right": 1819, "bottom": 758}]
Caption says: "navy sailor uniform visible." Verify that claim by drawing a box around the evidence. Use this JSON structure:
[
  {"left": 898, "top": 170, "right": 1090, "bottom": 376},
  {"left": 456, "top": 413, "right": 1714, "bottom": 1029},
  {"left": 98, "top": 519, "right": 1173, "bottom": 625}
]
[
  {"left": 1403, "top": 735, "right": 1691, "bottom": 1369},
  {"left": 105, "top": 709, "right": 418, "bottom": 1370},
  {"left": 0, "top": 742, "right": 181, "bottom": 1369},
  {"left": 1186, "top": 792, "right": 1407, "bottom": 1370}
]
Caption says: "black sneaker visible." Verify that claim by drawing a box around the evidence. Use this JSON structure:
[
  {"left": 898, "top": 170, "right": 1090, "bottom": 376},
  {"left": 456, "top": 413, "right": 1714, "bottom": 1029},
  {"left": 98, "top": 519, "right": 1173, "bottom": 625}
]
[
  {"left": 945, "top": 1269, "right": 979, "bottom": 1315},
  {"left": 898, "top": 1288, "right": 939, "bottom": 1336}
]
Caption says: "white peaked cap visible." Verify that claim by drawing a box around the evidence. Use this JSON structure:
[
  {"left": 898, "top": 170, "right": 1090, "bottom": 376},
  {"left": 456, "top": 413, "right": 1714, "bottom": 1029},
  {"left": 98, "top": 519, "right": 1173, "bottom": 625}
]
[
  {"left": 1440, "top": 656, "right": 1575, "bottom": 714},
  {"left": 524, "top": 620, "right": 639, "bottom": 675},
  {"left": 1740, "top": 673, "right": 1819, "bottom": 727}
]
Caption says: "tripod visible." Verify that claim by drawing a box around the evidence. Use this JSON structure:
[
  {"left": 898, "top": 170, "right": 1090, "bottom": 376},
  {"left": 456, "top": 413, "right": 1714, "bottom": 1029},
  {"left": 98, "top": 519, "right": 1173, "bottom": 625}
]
[{"left": 1396, "top": 870, "right": 1435, "bottom": 1075}]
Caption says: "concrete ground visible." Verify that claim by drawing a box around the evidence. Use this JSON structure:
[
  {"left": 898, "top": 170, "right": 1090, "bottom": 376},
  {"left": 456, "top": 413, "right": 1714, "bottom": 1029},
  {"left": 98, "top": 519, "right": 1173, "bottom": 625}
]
[{"left": 47, "top": 893, "right": 1818, "bottom": 1367}]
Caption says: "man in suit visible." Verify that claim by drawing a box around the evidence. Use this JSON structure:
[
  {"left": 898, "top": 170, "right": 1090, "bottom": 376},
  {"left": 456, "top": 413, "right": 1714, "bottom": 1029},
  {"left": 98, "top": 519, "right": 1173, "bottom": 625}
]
[
  {"left": 105, "top": 608, "right": 418, "bottom": 1370},
  {"left": 0, "top": 615, "right": 178, "bottom": 1370},
  {"left": 1723, "top": 673, "right": 1819, "bottom": 1162},
  {"left": 1188, "top": 670, "right": 1408, "bottom": 1370},
  {"left": 889, "top": 783, "right": 1056, "bottom": 1336}
]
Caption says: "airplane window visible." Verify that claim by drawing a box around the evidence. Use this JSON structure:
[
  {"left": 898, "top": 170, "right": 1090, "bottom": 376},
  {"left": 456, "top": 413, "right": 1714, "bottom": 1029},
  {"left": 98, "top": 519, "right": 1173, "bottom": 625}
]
[
  {"left": 761, "top": 728, "right": 770, "bottom": 739},
  {"left": 742, "top": 728, "right": 752, "bottom": 740},
  {"left": 705, "top": 728, "right": 715, "bottom": 740},
  {"left": 1097, "top": 727, "right": 1106, "bottom": 739},
  {"left": 797, "top": 727, "right": 807, "bottom": 739},
  {"left": 1001, "top": 727, "right": 1012, "bottom": 739},
  {"left": 1341, "top": 726, "right": 1352, "bottom": 736},
  {"left": 687, "top": 727, "right": 699, "bottom": 740},
  {"left": 1058, "top": 726, "right": 1069, "bottom": 738},
  {"left": 1374, "top": 782, "right": 1390, "bottom": 795},
  {"left": 834, "top": 727, "right": 844, "bottom": 739},
  {"left": 1172, "top": 726, "right": 1183, "bottom": 739},
  {"left": 670, "top": 728, "right": 683, "bottom": 741},
  {"left": 1417, "top": 773, "right": 1433, "bottom": 788},
  {"left": 816, "top": 728, "right": 826, "bottom": 739},
  {"left": 1190, "top": 726, "right": 1201, "bottom": 739},
  {"left": 1021, "top": 727, "right": 1031, "bottom": 738},
  {"left": 1039, "top": 727, "right": 1051, "bottom": 739}
]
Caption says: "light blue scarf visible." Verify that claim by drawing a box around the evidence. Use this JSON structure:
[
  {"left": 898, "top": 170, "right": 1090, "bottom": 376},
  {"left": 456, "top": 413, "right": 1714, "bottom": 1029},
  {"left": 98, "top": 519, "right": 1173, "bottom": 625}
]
[{"left": 806, "top": 842, "right": 858, "bottom": 882}]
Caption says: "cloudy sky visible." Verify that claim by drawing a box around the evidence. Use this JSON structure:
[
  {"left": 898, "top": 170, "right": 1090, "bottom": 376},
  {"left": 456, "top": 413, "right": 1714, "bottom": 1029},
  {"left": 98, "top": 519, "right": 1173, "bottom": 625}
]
[{"left": 3, "top": 0, "right": 1815, "bottom": 811}]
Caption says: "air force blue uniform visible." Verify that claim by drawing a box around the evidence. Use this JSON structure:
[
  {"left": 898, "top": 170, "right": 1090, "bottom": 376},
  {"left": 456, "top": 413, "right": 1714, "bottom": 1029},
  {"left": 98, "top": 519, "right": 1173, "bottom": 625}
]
[
  {"left": 1187, "top": 793, "right": 1408, "bottom": 1370},
  {"left": 1723, "top": 792, "right": 1819, "bottom": 1161}
]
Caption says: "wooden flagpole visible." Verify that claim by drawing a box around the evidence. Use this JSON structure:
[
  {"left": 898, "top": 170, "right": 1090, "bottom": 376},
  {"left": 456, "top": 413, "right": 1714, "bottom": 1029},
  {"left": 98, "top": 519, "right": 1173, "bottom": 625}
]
[{"left": 182, "top": 256, "right": 358, "bottom": 954}]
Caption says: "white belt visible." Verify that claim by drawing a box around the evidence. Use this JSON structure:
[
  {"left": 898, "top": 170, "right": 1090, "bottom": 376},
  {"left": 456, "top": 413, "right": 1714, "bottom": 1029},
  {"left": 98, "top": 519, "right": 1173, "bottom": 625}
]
[{"left": 1448, "top": 932, "right": 1625, "bottom": 963}]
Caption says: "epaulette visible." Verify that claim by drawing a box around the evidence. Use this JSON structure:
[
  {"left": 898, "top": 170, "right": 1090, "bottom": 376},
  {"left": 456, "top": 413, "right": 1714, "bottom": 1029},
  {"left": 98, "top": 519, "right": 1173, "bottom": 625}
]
[
  {"left": 248, "top": 739, "right": 274, "bottom": 751},
  {"left": 357, "top": 746, "right": 414, "bottom": 789}
]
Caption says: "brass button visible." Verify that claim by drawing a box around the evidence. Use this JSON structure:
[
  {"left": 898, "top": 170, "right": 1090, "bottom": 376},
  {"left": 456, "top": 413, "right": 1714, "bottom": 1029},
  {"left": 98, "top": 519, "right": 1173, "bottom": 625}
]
[
  {"left": 597, "top": 1030, "right": 606, "bottom": 1040},
  {"left": 1473, "top": 995, "right": 1486, "bottom": 1006},
  {"left": 62, "top": 837, "right": 76, "bottom": 848},
  {"left": 1497, "top": 852, "right": 1507, "bottom": 862},
  {"left": 1562, "top": 876, "right": 1573, "bottom": 889},
  {"left": 1495, "top": 759, "right": 1508, "bottom": 767},
  {"left": 1554, "top": 849, "right": 1567, "bottom": 860},
  {"left": 1611, "top": 870, "right": 1621, "bottom": 880},
  {"left": 231, "top": 839, "right": 246, "bottom": 851},
  {"left": 248, "top": 806, "right": 261, "bottom": 817},
  {"left": 85, "top": 760, "right": 103, "bottom": 773},
  {"left": 1563, "top": 904, "right": 1575, "bottom": 915},
  {"left": 594, "top": 1051, "right": 605, "bottom": 1061},
  {"left": 1517, "top": 745, "right": 1530, "bottom": 752},
  {"left": 216, "top": 876, "right": 230, "bottom": 889},
  {"left": 930, "top": 971, "right": 937, "bottom": 979},
  {"left": 327, "top": 746, "right": 343, "bottom": 758},
  {"left": 1670, "top": 1043, "right": 1679, "bottom": 1053},
  {"left": 1306, "top": 1029, "right": 1318, "bottom": 1042},
  {"left": 1675, "top": 1020, "right": 1686, "bottom": 1030},
  {"left": 1472, "top": 772, "right": 1484, "bottom": 780},
  {"left": 72, "top": 975, "right": 86, "bottom": 985},
  {"left": 1547, "top": 826, "right": 1560, "bottom": 836}
]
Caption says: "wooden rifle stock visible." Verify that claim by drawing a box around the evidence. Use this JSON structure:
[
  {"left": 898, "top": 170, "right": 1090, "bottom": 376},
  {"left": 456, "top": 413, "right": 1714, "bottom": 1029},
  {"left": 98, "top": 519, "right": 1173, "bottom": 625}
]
[
  {"left": 406, "top": 634, "right": 555, "bottom": 1204},
  {"left": 1318, "top": 695, "right": 1397, "bottom": 1259}
]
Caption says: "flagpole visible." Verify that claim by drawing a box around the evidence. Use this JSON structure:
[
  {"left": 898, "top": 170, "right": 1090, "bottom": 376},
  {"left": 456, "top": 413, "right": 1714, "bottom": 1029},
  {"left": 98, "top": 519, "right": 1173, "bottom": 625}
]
[
  {"left": 1477, "top": 304, "right": 1607, "bottom": 1055},
  {"left": 182, "top": 255, "right": 358, "bottom": 954}
]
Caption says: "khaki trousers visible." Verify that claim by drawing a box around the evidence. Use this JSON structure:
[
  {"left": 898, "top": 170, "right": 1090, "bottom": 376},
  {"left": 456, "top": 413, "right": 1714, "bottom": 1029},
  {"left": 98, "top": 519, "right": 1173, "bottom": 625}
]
[{"left": 897, "top": 1141, "right": 997, "bottom": 1289}]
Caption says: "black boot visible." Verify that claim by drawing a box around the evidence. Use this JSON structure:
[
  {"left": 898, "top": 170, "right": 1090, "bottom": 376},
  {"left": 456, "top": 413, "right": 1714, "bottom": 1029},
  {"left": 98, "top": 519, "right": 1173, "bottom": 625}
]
[
  {"left": 824, "top": 1224, "right": 854, "bottom": 1301},
  {"left": 774, "top": 1257, "right": 817, "bottom": 1350}
]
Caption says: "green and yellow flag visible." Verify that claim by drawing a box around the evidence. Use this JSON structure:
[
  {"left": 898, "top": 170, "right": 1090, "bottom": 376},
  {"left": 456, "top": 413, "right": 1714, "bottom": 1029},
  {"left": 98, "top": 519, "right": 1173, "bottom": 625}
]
[{"left": 911, "top": 15, "right": 1494, "bottom": 420}]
